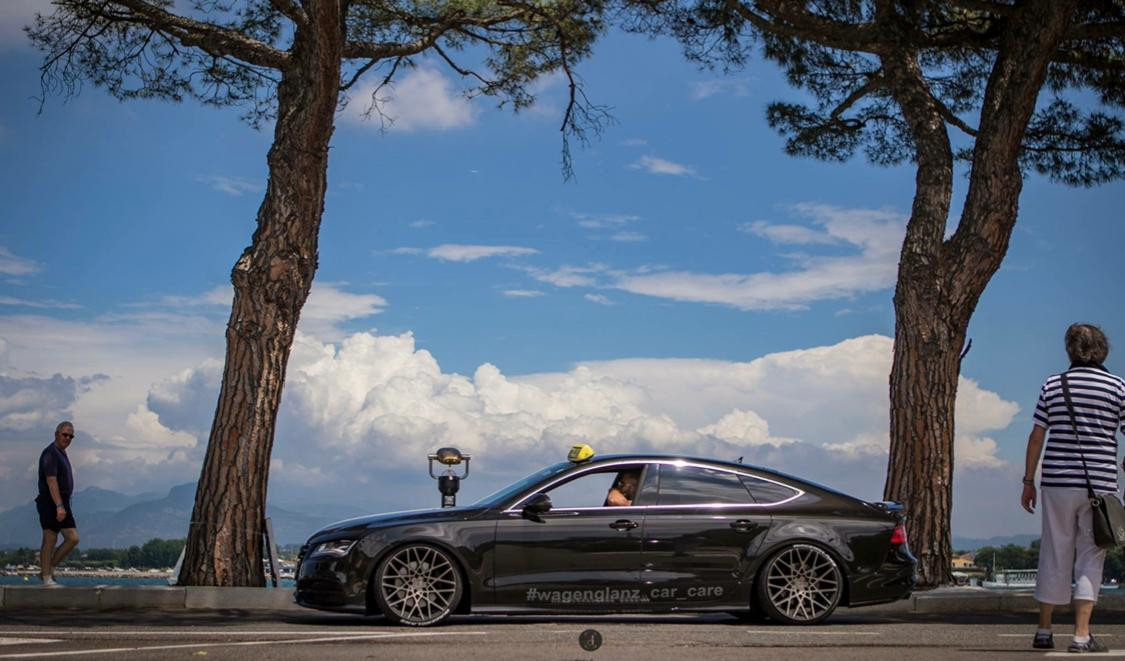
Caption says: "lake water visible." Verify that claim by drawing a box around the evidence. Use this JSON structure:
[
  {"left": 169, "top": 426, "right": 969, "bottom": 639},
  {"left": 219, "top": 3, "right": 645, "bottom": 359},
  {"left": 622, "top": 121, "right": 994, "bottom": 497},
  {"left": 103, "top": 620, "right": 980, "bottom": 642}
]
[{"left": 0, "top": 575, "right": 296, "bottom": 588}]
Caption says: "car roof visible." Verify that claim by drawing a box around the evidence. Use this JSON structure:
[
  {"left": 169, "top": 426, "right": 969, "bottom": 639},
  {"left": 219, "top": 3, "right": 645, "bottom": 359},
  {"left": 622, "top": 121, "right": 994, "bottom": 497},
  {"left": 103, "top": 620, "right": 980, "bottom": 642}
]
[
  {"left": 582, "top": 453, "right": 859, "bottom": 501},
  {"left": 583, "top": 453, "right": 761, "bottom": 472}
]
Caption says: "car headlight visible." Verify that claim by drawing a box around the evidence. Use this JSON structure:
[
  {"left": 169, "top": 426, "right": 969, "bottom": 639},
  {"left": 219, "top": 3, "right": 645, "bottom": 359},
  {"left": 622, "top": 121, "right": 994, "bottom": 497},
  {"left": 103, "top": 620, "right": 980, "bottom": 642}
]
[{"left": 311, "top": 539, "right": 356, "bottom": 558}]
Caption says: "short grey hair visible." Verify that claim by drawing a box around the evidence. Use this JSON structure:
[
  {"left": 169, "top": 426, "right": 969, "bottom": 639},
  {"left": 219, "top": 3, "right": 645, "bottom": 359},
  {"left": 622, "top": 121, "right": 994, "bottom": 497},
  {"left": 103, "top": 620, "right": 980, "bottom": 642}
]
[
  {"left": 1065, "top": 323, "right": 1110, "bottom": 365},
  {"left": 55, "top": 420, "right": 74, "bottom": 434}
]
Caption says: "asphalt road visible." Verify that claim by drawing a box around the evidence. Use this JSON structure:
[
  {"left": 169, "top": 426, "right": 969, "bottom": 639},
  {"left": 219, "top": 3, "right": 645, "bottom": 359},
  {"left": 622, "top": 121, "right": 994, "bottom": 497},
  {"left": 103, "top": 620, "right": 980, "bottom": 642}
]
[{"left": 4, "top": 610, "right": 1125, "bottom": 660}]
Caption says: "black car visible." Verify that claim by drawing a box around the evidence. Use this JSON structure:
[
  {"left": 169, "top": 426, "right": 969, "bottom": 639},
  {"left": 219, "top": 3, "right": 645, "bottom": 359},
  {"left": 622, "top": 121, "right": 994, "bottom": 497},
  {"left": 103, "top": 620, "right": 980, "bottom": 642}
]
[{"left": 295, "top": 452, "right": 916, "bottom": 626}]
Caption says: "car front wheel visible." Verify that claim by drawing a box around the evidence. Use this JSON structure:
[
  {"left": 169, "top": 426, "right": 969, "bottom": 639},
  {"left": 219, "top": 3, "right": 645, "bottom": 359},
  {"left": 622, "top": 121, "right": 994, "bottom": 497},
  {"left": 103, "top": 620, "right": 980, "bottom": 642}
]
[
  {"left": 373, "top": 544, "right": 463, "bottom": 626},
  {"left": 756, "top": 543, "right": 842, "bottom": 625}
]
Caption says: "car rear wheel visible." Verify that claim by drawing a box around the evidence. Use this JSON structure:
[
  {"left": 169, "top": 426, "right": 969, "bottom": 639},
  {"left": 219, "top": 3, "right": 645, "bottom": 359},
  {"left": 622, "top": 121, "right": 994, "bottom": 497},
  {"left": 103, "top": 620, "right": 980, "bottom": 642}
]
[
  {"left": 373, "top": 544, "right": 463, "bottom": 626},
  {"left": 756, "top": 543, "right": 842, "bottom": 625}
]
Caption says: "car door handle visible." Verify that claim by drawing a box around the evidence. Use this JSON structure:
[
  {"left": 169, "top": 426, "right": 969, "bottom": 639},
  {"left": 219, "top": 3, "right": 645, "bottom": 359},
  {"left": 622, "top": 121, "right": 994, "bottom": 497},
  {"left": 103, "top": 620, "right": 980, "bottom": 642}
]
[
  {"left": 609, "top": 519, "right": 639, "bottom": 531},
  {"left": 730, "top": 520, "right": 756, "bottom": 532}
]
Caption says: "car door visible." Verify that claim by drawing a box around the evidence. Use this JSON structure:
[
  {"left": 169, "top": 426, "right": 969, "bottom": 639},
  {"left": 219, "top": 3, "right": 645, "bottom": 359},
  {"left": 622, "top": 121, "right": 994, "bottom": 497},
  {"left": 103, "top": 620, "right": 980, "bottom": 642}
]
[
  {"left": 491, "top": 463, "right": 650, "bottom": 611},
  {"left": 639, "top": 463, "right": 774, "bottom": 609}
]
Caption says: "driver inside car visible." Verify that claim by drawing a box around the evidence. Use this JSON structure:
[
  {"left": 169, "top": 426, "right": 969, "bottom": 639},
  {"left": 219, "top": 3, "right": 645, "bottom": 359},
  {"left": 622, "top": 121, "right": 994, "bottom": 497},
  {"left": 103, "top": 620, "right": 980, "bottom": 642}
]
[{"left": 604, "top": 471, "right": 640, "bottom": 506}]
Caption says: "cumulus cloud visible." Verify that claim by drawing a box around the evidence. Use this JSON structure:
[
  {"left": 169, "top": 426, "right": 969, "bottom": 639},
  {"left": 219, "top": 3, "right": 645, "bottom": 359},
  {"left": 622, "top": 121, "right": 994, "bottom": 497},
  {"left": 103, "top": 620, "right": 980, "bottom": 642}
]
[
  {"left": 629, "top": 155, "right": 698, "bottom": 177},
  {"left": 0, "top": 247, "right": 40, "bottom": 276},
  {"left": 134, "top": 332, "right": 1017, "bottom": 518},
  {"left": 614, "top": 204, "right": 905, "bottom": 310},
  {"left": 426, "top": 244, "right": 539, "bottom": 262},
  {"left": 342, "top": 67, "right": 476, "bottom": 132},
  {"left": 584, "top": 294, "right": 613, "bottom": 306}
]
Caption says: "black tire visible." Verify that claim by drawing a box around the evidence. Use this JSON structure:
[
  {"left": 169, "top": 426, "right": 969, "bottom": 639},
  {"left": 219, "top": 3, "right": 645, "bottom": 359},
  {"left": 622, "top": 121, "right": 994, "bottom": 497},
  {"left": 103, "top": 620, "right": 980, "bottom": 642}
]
[
  {"left": 755, "top": 543, "right": 843, "bottom": 625},
  {"left": 372, "top": 544, "right": 463, "bottom": 626}
]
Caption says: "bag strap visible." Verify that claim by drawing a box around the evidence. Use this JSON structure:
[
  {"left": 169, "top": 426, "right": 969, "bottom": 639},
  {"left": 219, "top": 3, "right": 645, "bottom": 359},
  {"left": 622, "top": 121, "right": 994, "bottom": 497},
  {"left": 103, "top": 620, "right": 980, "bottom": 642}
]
[{"left": 1061, "top": 373, "right": 1097, "bottom": 500}]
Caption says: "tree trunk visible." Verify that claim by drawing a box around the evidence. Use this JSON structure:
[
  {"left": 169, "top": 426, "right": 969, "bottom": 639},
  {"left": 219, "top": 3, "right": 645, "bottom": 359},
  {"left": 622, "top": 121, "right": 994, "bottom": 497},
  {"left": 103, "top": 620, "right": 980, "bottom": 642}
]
[
  {"left": 882, "top": 0, "right": 1079, "bottom": 588},
  {"left": 179, "top": 1, "right": 343, "bottom": 586}
]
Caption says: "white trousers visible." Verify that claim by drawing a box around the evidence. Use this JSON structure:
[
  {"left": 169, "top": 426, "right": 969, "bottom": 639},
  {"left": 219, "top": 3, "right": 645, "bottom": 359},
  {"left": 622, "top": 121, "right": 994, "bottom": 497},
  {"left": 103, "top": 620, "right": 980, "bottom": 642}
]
[{"left": 1035, "top": 487, "right": 1106, "bottom": 605}]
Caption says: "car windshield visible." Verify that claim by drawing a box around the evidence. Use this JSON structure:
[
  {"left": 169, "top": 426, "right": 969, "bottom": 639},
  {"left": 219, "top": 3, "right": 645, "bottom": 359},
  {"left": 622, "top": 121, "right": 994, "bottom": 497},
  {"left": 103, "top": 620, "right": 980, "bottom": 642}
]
[{"left": 472, "top": 461, "right": 574, "bottom": 508}]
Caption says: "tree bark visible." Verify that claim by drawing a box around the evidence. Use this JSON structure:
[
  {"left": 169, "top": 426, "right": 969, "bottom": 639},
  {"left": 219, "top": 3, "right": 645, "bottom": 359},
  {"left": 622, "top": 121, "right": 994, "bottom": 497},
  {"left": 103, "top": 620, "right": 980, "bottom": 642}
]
[
  {"left": 881, "top": 45, "right": 958, "bottom": 588},
  {"left": 882, "top": 0, "right": 1079, "bottom": 588},
  {"left": 179, "top": 0, "right": 343, "bottom": 586}
]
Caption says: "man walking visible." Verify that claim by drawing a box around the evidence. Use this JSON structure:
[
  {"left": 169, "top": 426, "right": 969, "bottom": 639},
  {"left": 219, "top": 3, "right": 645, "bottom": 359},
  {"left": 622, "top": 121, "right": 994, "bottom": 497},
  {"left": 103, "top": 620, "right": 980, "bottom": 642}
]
[{"left": 37, "top": 421, "right": 80, "bottom": 587}]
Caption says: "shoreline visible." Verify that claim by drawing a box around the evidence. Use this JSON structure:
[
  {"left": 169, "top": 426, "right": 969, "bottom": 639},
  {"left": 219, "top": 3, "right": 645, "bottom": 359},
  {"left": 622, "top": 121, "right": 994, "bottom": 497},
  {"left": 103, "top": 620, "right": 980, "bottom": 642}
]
[{"left": 2, "top": 569, "right": 172, "bottom": 579}]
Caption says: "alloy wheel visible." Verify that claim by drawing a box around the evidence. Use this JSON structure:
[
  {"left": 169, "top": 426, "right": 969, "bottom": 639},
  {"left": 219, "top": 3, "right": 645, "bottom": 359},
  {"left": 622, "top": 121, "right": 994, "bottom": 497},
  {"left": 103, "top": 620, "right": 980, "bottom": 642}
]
[
  {"left": 760, "top": 544, "right": 842, "bottom": 624},
  {"left": 375, "top": 544, "right": 461, "bottom": 626}
]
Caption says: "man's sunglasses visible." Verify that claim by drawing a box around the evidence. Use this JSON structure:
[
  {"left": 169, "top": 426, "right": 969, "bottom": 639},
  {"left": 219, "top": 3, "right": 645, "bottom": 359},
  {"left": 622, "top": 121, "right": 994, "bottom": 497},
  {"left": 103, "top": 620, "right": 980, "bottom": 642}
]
[{"left": 59, "top": 433, "right": 74, "bottom": 439}]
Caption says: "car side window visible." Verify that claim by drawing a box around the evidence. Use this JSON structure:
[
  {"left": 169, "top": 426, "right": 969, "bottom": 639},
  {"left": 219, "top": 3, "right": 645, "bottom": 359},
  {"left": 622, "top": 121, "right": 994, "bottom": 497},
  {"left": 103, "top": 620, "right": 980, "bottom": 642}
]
[
  {"left": 656, "top": 465, "right": 754, "bottom": 506},
  {"left": 740, "top": 475, "right": 800, "bottom": 505},
  {"left": 544, "top": 471, "right": 619, "bottom": 509}
]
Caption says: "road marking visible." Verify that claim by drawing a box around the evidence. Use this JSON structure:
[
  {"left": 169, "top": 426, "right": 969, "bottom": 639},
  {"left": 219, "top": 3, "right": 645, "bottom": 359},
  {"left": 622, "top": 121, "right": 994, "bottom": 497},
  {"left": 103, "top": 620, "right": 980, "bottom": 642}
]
[
  {"left": 1046, "top": 652, "right": 1124, "bottom": 657},
  {"left": 0, "top": 631, "right": 434, "bottom": 637},
  {"left": 0, "top": 631, "right": 487, "bottom": 659},
  {"left": 0, "top": 639, "right": 60, "bottom": 647},
  {"left": 744, "top": 630, "right": 881, "bottom": 636}
]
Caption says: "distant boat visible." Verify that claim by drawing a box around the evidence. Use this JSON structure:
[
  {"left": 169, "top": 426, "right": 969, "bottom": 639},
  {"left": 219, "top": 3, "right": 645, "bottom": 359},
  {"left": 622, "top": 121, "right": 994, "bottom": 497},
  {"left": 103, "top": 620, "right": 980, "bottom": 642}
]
[
  {"left": 983, "top": 569, "right": 1037, "bottom": 589},
  {"left": 982, "top": 569, "right": 1119, "bottom": 590}
]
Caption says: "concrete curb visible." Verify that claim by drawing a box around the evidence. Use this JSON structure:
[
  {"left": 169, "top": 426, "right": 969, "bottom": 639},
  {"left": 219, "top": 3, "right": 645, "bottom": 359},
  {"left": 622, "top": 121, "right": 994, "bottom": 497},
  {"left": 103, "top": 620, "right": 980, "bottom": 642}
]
[
  {"left": 0, "top": 585, "right": 301, "bottom": 612},
  {"left": 4, "top": 585, "right": 1125, "bottom": 615}
]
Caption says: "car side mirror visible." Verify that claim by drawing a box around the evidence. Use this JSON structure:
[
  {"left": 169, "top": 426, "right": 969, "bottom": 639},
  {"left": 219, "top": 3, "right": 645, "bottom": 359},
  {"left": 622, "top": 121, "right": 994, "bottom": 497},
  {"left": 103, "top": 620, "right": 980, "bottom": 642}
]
[{"left": 523, "top": 493, "right": 552, "bottom": 519}]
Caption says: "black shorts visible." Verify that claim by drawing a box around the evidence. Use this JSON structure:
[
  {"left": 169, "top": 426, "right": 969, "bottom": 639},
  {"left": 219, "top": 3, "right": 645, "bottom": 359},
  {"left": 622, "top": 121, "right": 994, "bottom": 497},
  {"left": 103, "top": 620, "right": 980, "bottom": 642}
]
[{"left": 36, "top": 496, "right": 76, "bottom": 532}]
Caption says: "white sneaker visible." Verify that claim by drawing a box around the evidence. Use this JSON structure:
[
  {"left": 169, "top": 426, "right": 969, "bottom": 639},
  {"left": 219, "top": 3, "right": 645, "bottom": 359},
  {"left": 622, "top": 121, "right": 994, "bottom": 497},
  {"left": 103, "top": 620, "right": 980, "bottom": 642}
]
[{"left": 40, "top": 576, "right": 60, "bottom": 587}]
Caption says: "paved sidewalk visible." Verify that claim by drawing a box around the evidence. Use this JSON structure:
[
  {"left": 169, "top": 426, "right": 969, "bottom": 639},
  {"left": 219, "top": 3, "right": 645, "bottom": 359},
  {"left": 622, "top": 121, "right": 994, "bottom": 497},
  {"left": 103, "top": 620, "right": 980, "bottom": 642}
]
[{"left": 5, "top": 585, "right": 1125, "bottom": 615}]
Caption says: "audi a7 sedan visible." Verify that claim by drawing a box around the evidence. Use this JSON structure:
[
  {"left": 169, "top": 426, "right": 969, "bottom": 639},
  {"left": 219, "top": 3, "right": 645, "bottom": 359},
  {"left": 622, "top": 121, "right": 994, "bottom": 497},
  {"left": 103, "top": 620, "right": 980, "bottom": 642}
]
[{"left": 295, "top": 452, "right": 916, "bottom": 626}]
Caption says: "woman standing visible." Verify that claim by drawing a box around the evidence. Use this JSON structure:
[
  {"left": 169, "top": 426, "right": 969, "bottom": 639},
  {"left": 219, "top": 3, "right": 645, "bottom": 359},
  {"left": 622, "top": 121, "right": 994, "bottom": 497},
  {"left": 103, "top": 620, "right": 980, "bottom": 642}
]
[{"left": 1021, "top": 323, "right": 1125, "bottom": 652}]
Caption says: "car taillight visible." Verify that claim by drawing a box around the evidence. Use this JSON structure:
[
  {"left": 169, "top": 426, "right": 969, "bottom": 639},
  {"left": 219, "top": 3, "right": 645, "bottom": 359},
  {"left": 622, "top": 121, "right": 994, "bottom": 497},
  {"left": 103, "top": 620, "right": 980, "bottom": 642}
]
[{"left": 890, "top": 524, "right": 907, "bottom": 546}]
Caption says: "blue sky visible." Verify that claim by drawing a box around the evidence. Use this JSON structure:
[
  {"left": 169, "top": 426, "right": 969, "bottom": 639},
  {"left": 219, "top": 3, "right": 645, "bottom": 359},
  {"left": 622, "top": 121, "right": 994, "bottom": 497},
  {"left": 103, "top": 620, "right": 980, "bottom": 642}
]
[{"left": 0, "top": 3, "right": 1122, "bottom": 539}]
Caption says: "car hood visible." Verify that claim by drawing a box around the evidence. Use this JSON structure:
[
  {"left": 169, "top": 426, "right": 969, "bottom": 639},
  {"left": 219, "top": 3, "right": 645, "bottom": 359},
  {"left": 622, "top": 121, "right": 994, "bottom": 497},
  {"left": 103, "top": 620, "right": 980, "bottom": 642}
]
[{"left": 310, "top": 505, "right": 489, "bottom": 538}]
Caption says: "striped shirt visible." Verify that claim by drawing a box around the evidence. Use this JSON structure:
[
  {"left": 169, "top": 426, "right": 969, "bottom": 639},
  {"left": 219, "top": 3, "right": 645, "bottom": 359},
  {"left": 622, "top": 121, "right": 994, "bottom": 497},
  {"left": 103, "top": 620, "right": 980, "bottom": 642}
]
[{"left": 1034, "top": 366, "right": 1125, "bottom": 493}]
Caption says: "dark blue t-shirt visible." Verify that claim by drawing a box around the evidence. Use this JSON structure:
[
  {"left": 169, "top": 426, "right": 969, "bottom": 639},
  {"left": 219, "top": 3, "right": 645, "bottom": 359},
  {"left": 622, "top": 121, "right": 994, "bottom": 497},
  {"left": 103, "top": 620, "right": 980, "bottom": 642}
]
[{"left": 38, "top": 444, "right": 73, "bottom": 500}]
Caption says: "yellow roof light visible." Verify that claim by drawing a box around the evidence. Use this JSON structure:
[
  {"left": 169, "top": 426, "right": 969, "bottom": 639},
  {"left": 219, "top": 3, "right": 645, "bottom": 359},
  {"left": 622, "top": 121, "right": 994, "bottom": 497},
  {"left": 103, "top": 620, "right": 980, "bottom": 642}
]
[{"left": 567, "top": 443, "right": 595, "bottom": 463}]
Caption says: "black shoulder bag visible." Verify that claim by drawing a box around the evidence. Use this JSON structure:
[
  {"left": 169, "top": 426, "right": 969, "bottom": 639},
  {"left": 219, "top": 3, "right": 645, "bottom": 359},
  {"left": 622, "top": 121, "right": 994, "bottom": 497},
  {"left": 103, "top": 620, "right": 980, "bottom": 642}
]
[{"left": 1063, "top": 373, "right": 1125, "bottom": 548}]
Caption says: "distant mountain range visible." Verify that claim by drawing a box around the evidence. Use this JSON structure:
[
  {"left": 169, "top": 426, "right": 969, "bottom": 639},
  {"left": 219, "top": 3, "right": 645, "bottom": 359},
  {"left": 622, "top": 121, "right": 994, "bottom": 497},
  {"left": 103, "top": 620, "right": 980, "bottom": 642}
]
[
  {"left": 0, "top": 484, "right": 368, "bottom": 549},
  {"left": 952, "top": 534, "right": 1038, "bottom": 552}
]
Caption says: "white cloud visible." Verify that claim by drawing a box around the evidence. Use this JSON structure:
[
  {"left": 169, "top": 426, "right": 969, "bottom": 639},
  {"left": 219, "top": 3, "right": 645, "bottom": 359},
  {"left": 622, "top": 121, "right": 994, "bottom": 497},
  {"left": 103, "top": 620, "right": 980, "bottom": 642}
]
[
  {"left": 195, "top": 175, "right": 263, "bottom": 197},
  {"left": 0, "top": 318, "right": 1025, "bottom": 537},
  {"left": 690, "top": 78, "right": 751, "bottom": 100},
  {"left": 610, "top": 231, "right": 648, "bottom": 243},
  {"left": 738, "top": 220, "right": 842, "bottom": 245},
  {"left": 629, "top": 155, "right": 698, "bottom": 177},
  {"left": 150, "top": 282, "right": 384, "bottom": 340},
  {"left": 299, "top": 283, "right": 387, "bottom": 339},
  {"left": 523, "top": 264, "right": 608, "bottom": 288},
  {"left": 409, "top": 220, "right": 435, "bottom": 229},
  {"left": 0, "top": 296, "right": 80, "bottom": 309},
  {"left": 142, "top": 333, "right": 1015, "bottom": 509},
  {"left": 614, "top": 204, "right": 905, "bottom": 310},
  {"left": 0, "top": 0, "right": 49, "bottom": 50},
  {"left": 342, "top": 67, "right": 476, "bottom": 132},
  {"left": 502, "top": 290, "right": 544, "bottom": 298},
  {"left": 0, "top": 247, "right": 40, "bottom": 276},
  {"left": 574, "top": 213, "right": 640, "bottom": 229},
  {"left": 584, "top": 294, "right": 613, "bottom": 306},
  {"left": 427, "top": 244, "right": 538, "bottom": 262},
  {"left": 391, "top": 247, "right": 423, "bottom": 256}
]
